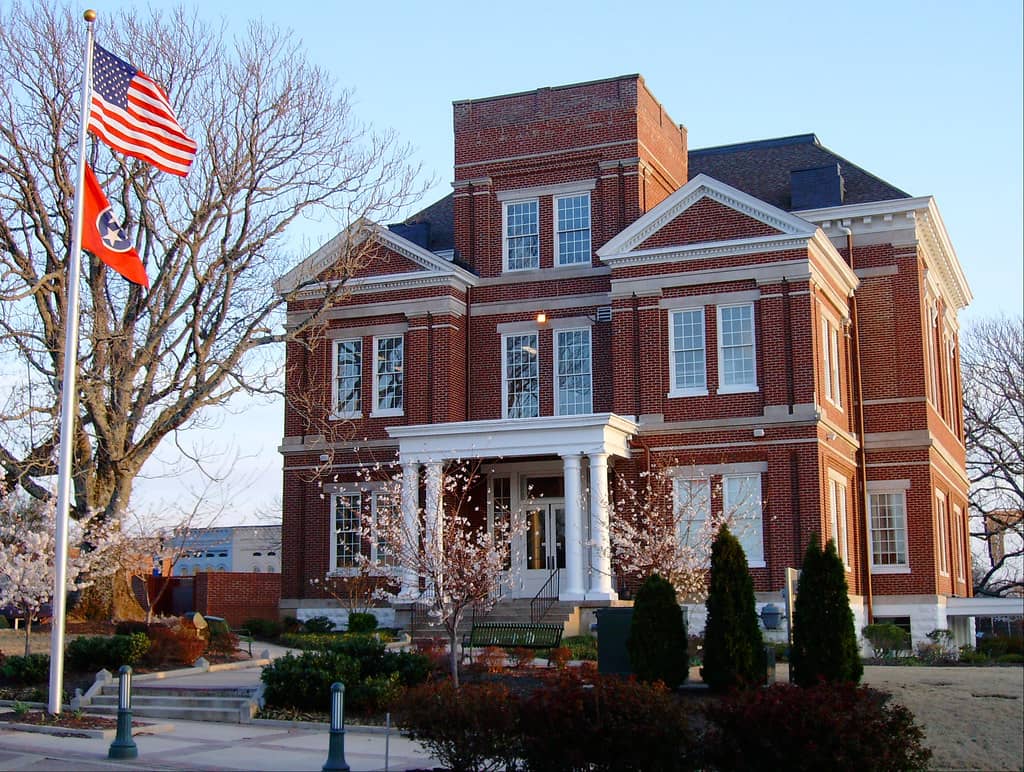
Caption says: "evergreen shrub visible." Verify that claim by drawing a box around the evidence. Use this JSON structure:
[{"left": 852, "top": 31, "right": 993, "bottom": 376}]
[
  {"left": 790, "top": 534, "right": 863, "bottom": 686},
  {"left": 700, "top": 526, "right": 764, "bottom": 691},
  {"left": 627, "top": 573, "right": 688, "bottom": 687},
  {"left": 260, "top": 651, "right": 360, "bottom": 711},
  {"left": 862, "top": 623, "right": 911, "bottom": 659},
  {"left": 241, "top": 618, "right": 284, "bottom": 640},
  {"left": 347, "top": 612, "right": 378, "bottom": 633},
  {"left": 0, "top": 654, "right": 49, "bottom": 685},
  {"left": 302, "top": 616, "right": 335, "bottom": 633},
  {"left": 66, "top": 633, "right": 150, "bottom": 671}
]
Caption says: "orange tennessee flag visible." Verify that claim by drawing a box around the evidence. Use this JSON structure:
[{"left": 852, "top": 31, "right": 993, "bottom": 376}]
[{"left": 81, "top": 165, "right": 149, "bottom": 287}]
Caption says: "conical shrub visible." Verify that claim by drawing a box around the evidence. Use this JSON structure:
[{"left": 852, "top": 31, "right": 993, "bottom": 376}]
[{"left": 628, "top": 573, "right": 688, "bottom": 687}]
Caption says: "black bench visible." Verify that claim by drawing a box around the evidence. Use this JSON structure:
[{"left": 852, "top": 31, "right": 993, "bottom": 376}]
[{"left": 461, "top": 622, "right": 563, "bottom": 662}]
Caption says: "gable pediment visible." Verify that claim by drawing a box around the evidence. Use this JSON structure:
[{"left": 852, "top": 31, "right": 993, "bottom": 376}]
[{"left": 597, "top": 174, "right": 818, "bottom": 263}]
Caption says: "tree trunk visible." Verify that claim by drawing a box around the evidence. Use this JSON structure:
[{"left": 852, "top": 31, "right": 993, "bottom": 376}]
[
  {"left": 22, "top": 614, "right": 32, "bottom": 658},
  {"left": 112, "top": 570, "right": 146, "bottom": 621}
]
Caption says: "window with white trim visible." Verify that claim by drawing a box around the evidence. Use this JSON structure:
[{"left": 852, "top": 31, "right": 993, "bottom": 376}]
[
  {"left": 332, "top": 492, "right": 363, "bottom": 570},
  {"left": 373, "top": 336, "right": 403, "bottom": 415},
  {"left": 828, "top": 474, "right": 850, "bottom": 568},
  {"left": 555, "top": 193, "right": 591, "bottom": 266},
  {"left": 503, "top": 333, "right": 539, "bottom": 418},
  {"left": 333, "top": 339, "right": 362, "bottom": 418},
  {"left": 723, "top": 473, "right": 764, "bottom": 566},
  {"left": 555, "top": 328, "right": 592, "bottom": 415},
  {"left": 717, "top": 303, "right": 757, "bottom": 392},
  {"left": 504, "top": 199, "right": 539, "bottom": 271},
  {"left": 821, "top": 316, "right": 842, "bottom": 408},
  {"left": 953, "top": 504, "right": 965, "bottom": 581},
  {"left": 371, "top": 490, "right": 400, "bottom": 566},
  {"left": 669, "top": 308, "right": 707, "bottom": 396},
  {"left": 935, "top": 490, "right": 949, "bottom": 575},
  {"left": 927, "top": 304, "right": 941, "bottom": 406},
  {"left": 869, "top": 489, "right": 909, "bottom": 572},
  {"left": 675, "top": 477, "right": 711, "bottom": 553},
  {"left": 945, "top": 336, "right": 958, "bottom": 430}
]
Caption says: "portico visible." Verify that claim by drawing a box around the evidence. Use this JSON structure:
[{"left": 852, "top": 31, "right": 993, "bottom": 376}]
[{"left": 387, "top": 413, "right": 637, "bottom": 601}]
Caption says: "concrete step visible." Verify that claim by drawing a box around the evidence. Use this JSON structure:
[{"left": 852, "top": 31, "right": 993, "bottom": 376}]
[
  {"left": 88, "top": 684, "right": 260, "bottom": 724},
  {"left": 91, "top": 694, "right": 252, "bottom": 710},
  {"left": 87, "top": 703, "right": 256, "bottom": 723}
]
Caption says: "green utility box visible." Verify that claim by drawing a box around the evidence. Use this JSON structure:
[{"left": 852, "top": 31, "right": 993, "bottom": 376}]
[{"left": 595, "top": 607, "right": 634, "bottom": 675}]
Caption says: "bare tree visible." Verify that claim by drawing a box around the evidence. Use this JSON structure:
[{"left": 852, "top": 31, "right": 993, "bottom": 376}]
[
  {"left": 0, "top": 2, "right": 425, "bottom": 522},
  {"left": 962, "top": 315, "right": 1023, "bottom": 597}
]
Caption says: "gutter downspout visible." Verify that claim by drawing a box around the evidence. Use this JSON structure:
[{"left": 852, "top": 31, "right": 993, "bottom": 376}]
[
  {"left": 843, "top": 226, "right": 873, "bottom": 624},
  {"left": 464, "top": 286, "right": 472, "bottom": 420}
]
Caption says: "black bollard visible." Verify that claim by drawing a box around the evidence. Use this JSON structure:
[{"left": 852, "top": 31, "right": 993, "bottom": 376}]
[
  {"left": 108, "top": 666, "right": 138, "bottom": 760},
  {"left": 322, "top": 682, "right": 350, "bottom": 771}
]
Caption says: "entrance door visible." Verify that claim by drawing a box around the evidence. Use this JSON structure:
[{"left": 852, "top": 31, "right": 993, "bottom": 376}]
[{"left": 522, "top": 501, "right": 565, "bottom": 596}]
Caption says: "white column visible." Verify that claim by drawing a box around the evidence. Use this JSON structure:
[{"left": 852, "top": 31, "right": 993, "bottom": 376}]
[
  {"left": 423, "top": 462, "right": 444, "bottom": 594},
  {"left": 588, "top": 452, "right": 617, "bottom": 600},
  {"left": 562, "top": 453, "right": 585, "bottom": 600},
  {"left": 399, "top": 462, "right": 420, "bottom": 598}
]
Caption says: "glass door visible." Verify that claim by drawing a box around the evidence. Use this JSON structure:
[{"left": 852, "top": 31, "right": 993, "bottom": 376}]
[{"left": 523, "top": 501, "right": 565, "bottom": 595}]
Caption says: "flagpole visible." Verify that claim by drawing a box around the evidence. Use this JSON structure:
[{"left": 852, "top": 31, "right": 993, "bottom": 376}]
[{"left": 48, "top": 9, "right": 96, "bottom": 716}]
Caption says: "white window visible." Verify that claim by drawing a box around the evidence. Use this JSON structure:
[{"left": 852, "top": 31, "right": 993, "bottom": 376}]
[
  {"left": 555, "top": 193, "right": 591, "bottom": 266},
  {"left": 935, "top": 490, "right": 949, "bottom": 576},
  {"left": 927, "top": 304, "right": 940, "bottom": 406},
  {"left": 717, "top": 303, "right": 757, "bottom": 393},
  {"left": 821, "top": 316, "right": 842, "bottom": 408},
  {"left": 504, "top": 199, "right": 539, "bottom": 271},
  {"left": 555, "top": 328, "right": 592, "bottom": 415},
  {"left": 953, "top": 504, "right": 965, "bottom": 581},
  {"left": 675, "top": 477, "right": 711, "bottom": 553},
  {"left": 945, "top": 336, "right": 958, "bottom": 428},
  {"left": 332, "top": 492, "right": 363, "bottom": 570},
  {"left": 723, "top": 473, "right": 764, "bottom": 566},
  {"left": 669, "top": 308, "right": 707, "bottom": 396},
  {"left": 371, "top": 490, "right": 400, "bottom": 566},
  {"left": 828, "top": 473, "right": 850, "bottom": 568},
  {"left": 503, "top": 332, "right": 539, "bottom": 418},
  {"left": 868, "top": 487, "right": 909, "bottom": 572},
  {"left": 373, "top": 336, "right": 403, "bottom": 415},
  {"left": 333, "top": 339, "right": 362, "bottom": 418}
]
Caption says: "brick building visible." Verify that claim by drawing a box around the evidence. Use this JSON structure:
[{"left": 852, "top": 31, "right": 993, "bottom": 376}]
[{"left": 276, "top": 75, "right": 974, "bottom": 645}]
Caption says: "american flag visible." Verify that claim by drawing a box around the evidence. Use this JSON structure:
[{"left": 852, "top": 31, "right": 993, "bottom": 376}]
[{"left": 88, "top": 43, "right": 197, "bottom": 177}]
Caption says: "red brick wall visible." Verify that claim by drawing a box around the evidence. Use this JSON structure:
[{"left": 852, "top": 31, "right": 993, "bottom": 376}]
[{"left": 194, "top": 572, "right": 281, "bottom": 626}]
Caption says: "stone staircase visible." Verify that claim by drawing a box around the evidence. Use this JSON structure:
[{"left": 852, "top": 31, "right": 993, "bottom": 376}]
[{"left": 85, "top": 682, "right": 261, "bottom": 724}]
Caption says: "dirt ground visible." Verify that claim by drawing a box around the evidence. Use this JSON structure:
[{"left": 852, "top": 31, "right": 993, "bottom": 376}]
[{"left": 3, "top": 631, "right": 1021, "bottom": 770}]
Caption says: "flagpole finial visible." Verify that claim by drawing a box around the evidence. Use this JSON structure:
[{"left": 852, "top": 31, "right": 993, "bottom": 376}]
[{"left": 84, "top": 9, "right": 97, "bottom": 22}]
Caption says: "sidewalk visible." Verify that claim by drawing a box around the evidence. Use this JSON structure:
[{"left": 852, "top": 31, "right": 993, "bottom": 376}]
[{"left": 0, "top": 641, "right": 438, "bottom": 771}]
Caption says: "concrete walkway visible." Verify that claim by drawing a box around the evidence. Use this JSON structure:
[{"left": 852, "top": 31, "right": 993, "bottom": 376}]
[{"left": 0, "top": 640, "right": 438, "bottom": 771}]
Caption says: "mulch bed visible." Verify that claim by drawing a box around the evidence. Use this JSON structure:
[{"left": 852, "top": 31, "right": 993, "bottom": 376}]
[{"left": 0, "top": 710, "right": 129, "bottom": 730}]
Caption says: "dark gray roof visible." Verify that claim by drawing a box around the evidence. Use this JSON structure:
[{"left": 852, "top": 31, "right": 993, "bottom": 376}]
[
  {"left": 688, "top": 134, "right": 909, "bottom": 211},
  {"left": 390, "top": 194, "right": 455, "bottom": 252}
]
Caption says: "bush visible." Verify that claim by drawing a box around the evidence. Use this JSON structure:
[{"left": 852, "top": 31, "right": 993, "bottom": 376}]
[
  {"left": 261, "top": 650, "right": 360, "bottom": 712},
  {"left": 0, "top": 654, "right": 50, "bottom": 685},
  {"left": 701, "top": 526, "right": 764, "bottom": 691},
  {"left": 143, "top": 625, "right": 207, "bottom": 666},
  {"left": 628, "top": 573, "right": 688, "bottom": 687},
  {"left": 348, "top": 671, "right": 403, "bottom": 713},
  {"left": 279, "top": 632, "right": 339, "bottom": 651},
  {"left": 791, "top": 534, "right": 863, "bottom": 686},
  {"left": 303, "top": 616, "right": 336, "bottom": 634},
  {"left": 397, "top": 680, "right": 520, "bottom": 772},
  {"left": 978, "top": 634, "right": 1024, "bottom": 658},
  {"left": 518, "top": 670, "right": 694, "bottom": 771},
  {"left": 242, "top": 618, "right": 284, "bottom": 640},
  {"left": 703, "top": 682, "right": 931, "bottom": 771},
  {"left": 561, "top": 635, "right": 598, "bottom": 661},
  {"left": 66, "top": 634, "right": 151, "bottom": 672},
  {"left": 206, "top": 628, "right": 240, "bottom": 658},
  {"left": 958, "top": 646, "right": 989, "bottom": 664},
  {"left": 863, "top": 623, "right": 911, "bottom": 659},
  {"left": 915, "top": 629, "right": 957, "bottom": 664},
  {"left": 347, "top": 612, "right": 378, "bottom": 633},
  {"left": 383, "top": 650, "right": 431, "bottom": 687},
  {"left": 997, "top": 653, "right": 1024, "bottom": 664},
  {"left": 114, "top": 621, "right": 149, "bottom": 636}
]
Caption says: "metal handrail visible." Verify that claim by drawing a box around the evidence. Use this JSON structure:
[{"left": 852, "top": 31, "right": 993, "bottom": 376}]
[{"left": 530, "top": 557, "right": 560, "bottom": 623}]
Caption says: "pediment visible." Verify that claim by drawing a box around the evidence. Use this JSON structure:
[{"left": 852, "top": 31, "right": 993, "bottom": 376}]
[
  {"left": 275, "top": 222, "right": 476, "bottom": 296},
  {"left": 597, "top": 174, "right": 817, "bottom": 261}
]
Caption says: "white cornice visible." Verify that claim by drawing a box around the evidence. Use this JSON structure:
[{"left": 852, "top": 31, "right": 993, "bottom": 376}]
[
  {"left": 598, "top": 173, "right": 817, "bottom": 260},
  {"left": 602, "top": 234, "right": 811, "bottom": 269}
]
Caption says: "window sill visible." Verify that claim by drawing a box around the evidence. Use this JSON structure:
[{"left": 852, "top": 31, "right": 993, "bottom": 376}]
[
  {"left": 717, "top": 385, "right": 759, "bottom": 395},
  {"left": 554, "top": 259, "right": 591, "bottom": 269},
  {"left": 748, "top": 561, "right": 766, "bottom": 569},
  {"left": 503, "top": 264, "right": 541, "bottom": 274},
  {"left": 870, "top": 565, "right": 911, "bottom": 575},
  {"left": 327, "top": 568, "right": 361, "bottom": 578},
  {"left": 330, "top": 412, "right": 362, "bottom": 421},
  {"left": 371, "top": 409, "right": 404, "bottom": 419},
  {"left": 667, "top": 388, "right": 709, "bottom": 399}
]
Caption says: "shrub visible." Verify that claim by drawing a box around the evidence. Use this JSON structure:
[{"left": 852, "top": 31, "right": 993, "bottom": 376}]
[
  {"left": 303, "top": 615, "right": 336, "bottom": 634},
  {"left": 958, "top": 646, "right": 989, "bottom": 664},
  {"left": 915, "top": 629, "right": 958, "bottom": 664},
  {"left": 628, "top": 573, "right": 688, "bottom": 687},
  {"left": 791, "top": 534, "right": 863, "bottom": 686},
  {"left": 505, "top": 646, "right": 535, "bottom": 668},
  {"left": 997, "top": 653, "right": 1024, "bottom": 664},
  {"left": 348, "top": 671, "right": 403, "bottom": 714},
  {"left": 701, "top": 526, "right": 764, "bottom": 691},
  {"left": 143, "top": 625, "right": 207, "bottom": 666},
  {"left": 279, "top": 632, "right": 338, "bottom": 651},
  {"left": 347, "top": 612, "right": 377, "bottom": 633},
  {"left": 0, "top": 654, "right": 50, "bottom": 685},
  {"left": 518, "top": 670, "right": 694, "bottom": 771},
  {"left": 383, "top": 650, "right": 431, "bottom": 687},
  {"left": 66, "top": 634, "right": 150, "bottom": 671},
  {"left": 702, "top": 682, "right": 931, "bottom": 771},
  {"left": 397, "top": 680, "right": 519, "bottom": 772},
  {"left": 473, "top": 646, "right": 506, "bottom": 674},
  {"left": 978, "top": 634, "right": 1024, "bottom": 658},
  {"left": 206, "top": 628, "right": 240, "bottom": 658},
  {"left": 863, "top": 623, "right": 911, "bottom": 659},
  {"left": 547, "top": 646, "right": 571, "bottom": 670},
  {"left": 242, "top": 618, "right": 284, "bottom": 640},
  {"left": 561, "top": 635, "right": 597, "bottom": 662},
  {"left": 114, "top": 621, "right": 149, "bottom": 636},
  {"left": 260, "top": 650, "right": 360, "bottom": 712}
]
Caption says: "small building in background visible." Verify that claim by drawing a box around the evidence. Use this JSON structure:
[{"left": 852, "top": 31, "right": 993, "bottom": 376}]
[{"left": 168, "top": 525, "right": 281, "bottom": 575}]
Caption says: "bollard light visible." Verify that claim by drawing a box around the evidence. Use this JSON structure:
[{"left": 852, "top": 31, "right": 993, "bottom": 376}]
[
  {"left": 322, "top": 682, "right": 350, "bottom": 771},
  {"left": 108, "top": 665, "right": 138, "bottom": 760}
]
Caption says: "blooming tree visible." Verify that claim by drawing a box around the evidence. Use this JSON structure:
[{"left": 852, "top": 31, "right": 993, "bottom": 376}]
[
  {"left": 0, "top": 487, "right": 123, "bottom": 655},
  {"left": 611, "top": 463, "right": 761, "bottom": 602},
  {"left": 358, "top": 461, "right": 520, "bottom": 686}
]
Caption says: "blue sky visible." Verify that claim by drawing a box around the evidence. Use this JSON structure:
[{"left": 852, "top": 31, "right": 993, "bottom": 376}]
[{"left": 126, "top": 0, "right": 1023, "bottom": 523}]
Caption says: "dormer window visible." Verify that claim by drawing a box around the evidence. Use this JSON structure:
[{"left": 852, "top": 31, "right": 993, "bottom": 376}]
[{"left": 503, "top": 199, "right": 539, "bottom": 271}]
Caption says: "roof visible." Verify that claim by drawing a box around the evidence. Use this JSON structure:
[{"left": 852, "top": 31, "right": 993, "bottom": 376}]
[
  {"left": 688, "top": 134, "right": 909, "bottom": 211},
  {"left": 392, "top": 194, "right": 456, "bottom": 253}
]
